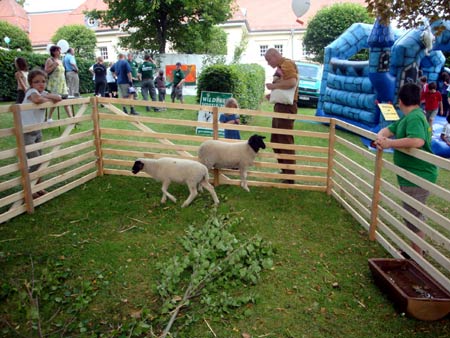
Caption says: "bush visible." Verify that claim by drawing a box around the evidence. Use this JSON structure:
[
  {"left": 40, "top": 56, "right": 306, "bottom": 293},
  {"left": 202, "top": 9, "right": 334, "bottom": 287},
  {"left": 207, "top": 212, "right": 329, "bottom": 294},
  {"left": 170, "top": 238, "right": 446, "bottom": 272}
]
[
  {"left": 0, "top": 49, "right": 94, "bottom": 101},
  {"left": 196, "top": 63, "right": 265, "bottom": 110},
  {"left": 0, "top": 21, "right": 32, "bottom": 52}
]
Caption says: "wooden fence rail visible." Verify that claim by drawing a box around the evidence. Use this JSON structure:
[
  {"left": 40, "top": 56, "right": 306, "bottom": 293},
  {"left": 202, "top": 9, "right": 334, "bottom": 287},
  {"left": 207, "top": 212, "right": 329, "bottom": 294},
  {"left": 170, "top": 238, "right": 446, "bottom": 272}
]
[{"left": 0, "top": 97, "right": 449, "bottom": 291}]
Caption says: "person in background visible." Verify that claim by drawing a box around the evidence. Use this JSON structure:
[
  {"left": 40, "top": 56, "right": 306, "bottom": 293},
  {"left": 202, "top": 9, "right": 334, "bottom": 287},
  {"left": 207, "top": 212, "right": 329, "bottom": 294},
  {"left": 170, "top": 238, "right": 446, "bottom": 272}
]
[
  {"left": 63, "top": 48, "right": 80, "bottom": 97},
  {"left": 14, "top": 57, "right": 29, "bottom": 103},
  {"left": 44, "top": 45, "right": 73, "bottom": 121},
  {"left": 220, "top": 98, "right": 241, "bottom": 139},
  {"left": 21, "top": 69, "right": 62, "bottom": 198},
  {"left": 375, "top": 82, "right": 438, "bottom": 256},
  {"left": 438, "top": 71, "right": 449, "bottom": 116},
  {"left": 155, "top": 69, "right": 167, "bottom": 109},
  {"left": 170, "top": 62, "right": 185, "bottom": 104},
  {"left": 111, "top": 53, "right": 137, "bottom": 115},
  {"left": 264, "top": 48, "right": 298, "bottom": 184},
  {"left": 92, "top": 56, "right": 107, "bottom": 98},
  {"left": 106, "top": 62, "right": 118, "bottom": 98},
  {"left": 127, "top": 52, "right": 139, "bottom": 100},
  {"left": 138, "top": 54, "right": 157, "bottom": 112},
  {"left": 420, "top": 81, "right": 443, "bottom": 126},
  {"left": 440, "top": 114, "right": 450, "bottom": 146}
]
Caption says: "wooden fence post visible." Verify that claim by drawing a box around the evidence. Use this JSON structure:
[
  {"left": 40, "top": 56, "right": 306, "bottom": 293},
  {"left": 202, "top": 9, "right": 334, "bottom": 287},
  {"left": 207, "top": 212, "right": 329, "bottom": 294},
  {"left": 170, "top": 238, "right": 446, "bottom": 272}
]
[
  {"left": 326, "top": 118, "right": 336, "bottom": 195},
  {"left": 91, "top": 96, "right": 103, "bottom": 177},
  {"left": 11, "top": 104, "right": 34, "bottom": 213},
  {"left": 369, "top": 147, "right": 384, "bottom": 240},
  {"left": 212, "top": 106, "right": 219, "bottom": 185}
]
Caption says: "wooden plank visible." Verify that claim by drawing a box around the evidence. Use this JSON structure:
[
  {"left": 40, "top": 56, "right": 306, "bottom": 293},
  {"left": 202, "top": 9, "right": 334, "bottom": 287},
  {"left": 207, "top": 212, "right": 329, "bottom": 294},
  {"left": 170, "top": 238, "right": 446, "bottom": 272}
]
[
  {"left": 0, "top": 190, "right": 24, "bottom": 209},
  {"left": 0, "top": 176, "right": 21, "bottom": 193},
  {"left": 25, "top": 130, "right": 93, "bottom": 154},
  {"left": 0, "top": 148, "right": 17, "bottom": 161},
  {"left": 102, "top": 138, "right": 198, "bottom": 152},
  {"left": 26, "top": 141, "right": 95, "bottom": 170},
  {"left": 377, "top": 205, "right": 450, "bottom": 271},
  {"left": 381, "top": 159, "right": 450, "bottom": 202},
  {"left": 335, "top": 135, "right": 376, "bottom": 160},
  {"left": 0, "top": 204, "right": 27, "bottom": 224},
  {"left": 381, "top": 178, "right": 450, "bottom": 231},
  {"left": 29, "top": 151, "right": 96, "bottom": 181},
  {"left": 374, "top": 217, "right": 450, "bottom": 291},
  {"left": 32, "top": 171, "right": 97, "bottom": 208},
  {"left": 0, "top": 162, "right": 20, "bottom": 176},
  {"left": 33, "top": 161, "right": 97, "bottom": 193},
  {"left": 0, "top": 128, "right": 14, "bottom": 138}
]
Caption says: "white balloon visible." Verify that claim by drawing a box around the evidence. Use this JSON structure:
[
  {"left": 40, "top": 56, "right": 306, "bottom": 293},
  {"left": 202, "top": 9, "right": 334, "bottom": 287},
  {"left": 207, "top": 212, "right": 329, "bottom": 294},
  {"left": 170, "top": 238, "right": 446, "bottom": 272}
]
[
  {"left": 292, "top": 0, "right": 311, "bottom": 18},
  {"left": 57, "top": 39, "right": 69, "bottom": 53}
]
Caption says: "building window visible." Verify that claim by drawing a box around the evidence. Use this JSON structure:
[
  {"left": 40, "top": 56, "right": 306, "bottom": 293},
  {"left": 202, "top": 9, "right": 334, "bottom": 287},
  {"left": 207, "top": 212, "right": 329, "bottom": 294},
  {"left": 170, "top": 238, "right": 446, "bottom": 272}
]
[
  {"left": 260, "top": 45, "right": 268, "bottom": 57},
  {"left": 274, "top": 44, "right": 283, "bottom": 55},
  {"left": 99, "top": 47, "right": 108, "bottom": 60}
]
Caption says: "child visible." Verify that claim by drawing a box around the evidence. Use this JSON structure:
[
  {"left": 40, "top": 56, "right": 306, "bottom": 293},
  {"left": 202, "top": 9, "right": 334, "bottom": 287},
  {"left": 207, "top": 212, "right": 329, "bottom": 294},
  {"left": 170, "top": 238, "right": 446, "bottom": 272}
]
[
  {"left": 155, "top": 69, "right": 167, "bottom": 107},
  {"left": 420, "top": 81, "right": 443, "bottom": 126},
  {"left": 376, "top": 83, "right": 438, "bottom": 256},
  {"left": 14, "top": 57, "right": 29, "bottom": 103},
  {"left": 441, "top": 114, "right": 450, "bottom": 146},
  {"left": 220, "top": 98, "right": 241, "bottom": 139},
  {"left": 21, "top": 69, "right": 62, "bottom": 197}
]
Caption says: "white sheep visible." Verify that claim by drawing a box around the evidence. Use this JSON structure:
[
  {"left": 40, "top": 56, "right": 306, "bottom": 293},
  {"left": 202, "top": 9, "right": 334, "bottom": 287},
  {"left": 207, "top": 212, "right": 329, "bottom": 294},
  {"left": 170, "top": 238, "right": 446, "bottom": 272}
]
[
  {"left": 198, "top": 134, "right": 266, "bottom": 192},
  {"left": 131, "top": 157, "right": 219, "bottom": 208}
]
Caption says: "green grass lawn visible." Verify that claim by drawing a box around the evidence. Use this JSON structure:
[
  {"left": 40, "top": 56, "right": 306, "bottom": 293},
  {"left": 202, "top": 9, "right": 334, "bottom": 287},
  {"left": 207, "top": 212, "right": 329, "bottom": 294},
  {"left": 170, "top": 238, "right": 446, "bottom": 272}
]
[{"left": 1, "top": 96, "right": 449, "bottom": 337}]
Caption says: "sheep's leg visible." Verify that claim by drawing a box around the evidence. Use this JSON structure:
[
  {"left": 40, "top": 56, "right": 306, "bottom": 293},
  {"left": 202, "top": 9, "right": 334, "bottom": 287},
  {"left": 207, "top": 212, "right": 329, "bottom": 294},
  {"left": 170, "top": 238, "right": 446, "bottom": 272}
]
[
  {"left": 161, "top": 181, "right": 177, "bottom": 204},
  {"left": 239, "top": 168, "right": 250, "bottom": 192},
  {"left": 181, "top": 185, "right": 198, "bottom": 208},
  {"left": 200, "top": 181, "right": 219, "bottom": 205}
]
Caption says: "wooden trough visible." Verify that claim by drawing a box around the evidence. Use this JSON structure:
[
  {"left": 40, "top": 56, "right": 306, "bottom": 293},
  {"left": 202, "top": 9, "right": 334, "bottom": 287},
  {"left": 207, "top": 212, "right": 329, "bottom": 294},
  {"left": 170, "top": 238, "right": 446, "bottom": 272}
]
[{"left": 368, "top": 258, "right": 450, "bottom": 321}]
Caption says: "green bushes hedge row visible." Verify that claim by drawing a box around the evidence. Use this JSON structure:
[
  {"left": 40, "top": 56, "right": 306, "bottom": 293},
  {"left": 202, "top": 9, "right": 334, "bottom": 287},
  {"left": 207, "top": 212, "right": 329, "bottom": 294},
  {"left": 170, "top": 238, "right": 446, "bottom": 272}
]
[
  {"left": 196, "top": 63, "right": 265, "bottom": 110},
  {"left": 0, "top": 49, "right": 94, "bottom": 101}
]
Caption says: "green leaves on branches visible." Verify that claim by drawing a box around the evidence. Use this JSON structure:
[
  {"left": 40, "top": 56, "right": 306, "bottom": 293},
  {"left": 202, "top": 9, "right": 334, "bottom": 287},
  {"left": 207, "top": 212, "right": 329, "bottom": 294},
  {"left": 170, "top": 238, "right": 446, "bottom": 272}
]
[{"left": 156, "top": 214, "right": 274, "bottom": 336}]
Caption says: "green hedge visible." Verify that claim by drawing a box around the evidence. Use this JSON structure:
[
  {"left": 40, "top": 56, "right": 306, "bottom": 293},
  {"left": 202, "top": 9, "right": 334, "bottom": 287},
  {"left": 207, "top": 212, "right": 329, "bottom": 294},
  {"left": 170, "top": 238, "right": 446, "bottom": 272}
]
[
  {"left": 196, "top": 63, "right": 265, "bottom": 110},
  {"left": 0, "top": 49, "right": 94, "bottom": 101}
]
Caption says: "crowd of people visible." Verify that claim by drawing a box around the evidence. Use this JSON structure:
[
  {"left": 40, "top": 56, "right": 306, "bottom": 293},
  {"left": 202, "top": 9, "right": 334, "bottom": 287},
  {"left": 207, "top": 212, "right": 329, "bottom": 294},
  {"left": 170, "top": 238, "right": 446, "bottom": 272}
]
[{"left": 14, "top": 49, "right": 185, "bottom": 117}]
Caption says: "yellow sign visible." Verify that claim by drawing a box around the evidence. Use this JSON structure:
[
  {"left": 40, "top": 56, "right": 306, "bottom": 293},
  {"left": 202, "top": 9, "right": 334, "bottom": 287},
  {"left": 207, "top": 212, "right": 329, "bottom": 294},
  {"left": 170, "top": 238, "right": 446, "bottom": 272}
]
[{"left": 378, "top": 103, "right": 399, "bottom": 121}]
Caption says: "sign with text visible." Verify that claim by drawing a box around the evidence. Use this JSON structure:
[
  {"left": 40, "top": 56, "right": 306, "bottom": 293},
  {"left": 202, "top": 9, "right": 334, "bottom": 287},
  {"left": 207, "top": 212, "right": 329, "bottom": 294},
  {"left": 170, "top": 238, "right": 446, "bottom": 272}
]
[
  {"left": 196, "top": 91, "right": 233, "bottom": 136},
  {"left": 378, "top": 103, "right": 400, "bottom": 121}
]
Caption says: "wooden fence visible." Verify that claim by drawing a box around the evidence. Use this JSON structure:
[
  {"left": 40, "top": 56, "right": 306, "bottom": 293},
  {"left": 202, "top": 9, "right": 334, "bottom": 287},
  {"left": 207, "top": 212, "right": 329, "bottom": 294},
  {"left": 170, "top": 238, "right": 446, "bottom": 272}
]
[{"left": 0, "top": 97, "right": 449, "bottom": 291}]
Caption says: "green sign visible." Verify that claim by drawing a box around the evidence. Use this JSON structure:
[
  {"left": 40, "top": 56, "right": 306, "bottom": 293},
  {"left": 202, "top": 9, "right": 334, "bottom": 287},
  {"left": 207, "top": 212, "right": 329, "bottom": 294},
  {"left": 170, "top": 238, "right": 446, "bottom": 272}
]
[
  {"left": 199, "top": 91, "right": 232, "bottom": 107},
  {"left": 196, "top": 91, "right": 232, "bottom": 136}
]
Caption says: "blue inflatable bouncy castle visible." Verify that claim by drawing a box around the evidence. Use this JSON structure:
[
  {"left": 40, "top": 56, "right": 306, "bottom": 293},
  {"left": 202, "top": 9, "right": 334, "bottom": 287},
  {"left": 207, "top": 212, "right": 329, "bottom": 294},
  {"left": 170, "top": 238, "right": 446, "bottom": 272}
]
[{"left": 316, "top": 19, "right": 450, "bottom": 157}]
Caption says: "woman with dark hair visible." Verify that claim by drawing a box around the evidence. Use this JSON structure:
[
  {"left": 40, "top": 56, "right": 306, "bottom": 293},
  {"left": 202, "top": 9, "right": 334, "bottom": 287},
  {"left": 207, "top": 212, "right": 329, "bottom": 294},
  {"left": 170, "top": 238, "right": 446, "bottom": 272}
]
[
  {"left": 44, "top": 45, "right": 72, "bottom": 121},
  {"left": 14, "top": 57, "right": 29, "bottom": 103}
]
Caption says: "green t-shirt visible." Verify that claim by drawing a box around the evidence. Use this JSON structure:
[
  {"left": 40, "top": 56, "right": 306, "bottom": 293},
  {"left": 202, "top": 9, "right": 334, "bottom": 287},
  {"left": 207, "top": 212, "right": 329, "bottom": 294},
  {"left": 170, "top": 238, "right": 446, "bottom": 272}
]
[
  {"left": 387, "top": 107, "right": 438, "bottom": 186},
  {"left": 138, "top": 61, "right": 156, "bottom": 79},
  {"left": 172, "top": 69, "right": 185, "bottom": 87},
  {"left": 128, "top": 59, "right": 138, "bottom": 79}
]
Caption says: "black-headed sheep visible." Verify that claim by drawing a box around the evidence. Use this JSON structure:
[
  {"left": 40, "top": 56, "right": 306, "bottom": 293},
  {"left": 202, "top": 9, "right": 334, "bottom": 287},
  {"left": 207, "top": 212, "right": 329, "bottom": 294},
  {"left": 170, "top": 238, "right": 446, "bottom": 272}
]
[
  {"left": 132, "top": 158, "right": 219, "bottom": 208},
  {"left": 198, "top": 134, "right": 266, "bottom": 192}
]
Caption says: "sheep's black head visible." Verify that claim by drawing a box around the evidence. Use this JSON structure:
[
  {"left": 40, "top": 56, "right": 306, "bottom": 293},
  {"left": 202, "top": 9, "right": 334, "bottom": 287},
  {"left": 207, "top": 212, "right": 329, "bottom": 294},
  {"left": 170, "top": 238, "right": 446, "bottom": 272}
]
[
  {"left": 132, "top": 160, "right": 144, "bottom": 174},
  {"left": 248, "top": 134, "right": 266, "bottom": 153}
]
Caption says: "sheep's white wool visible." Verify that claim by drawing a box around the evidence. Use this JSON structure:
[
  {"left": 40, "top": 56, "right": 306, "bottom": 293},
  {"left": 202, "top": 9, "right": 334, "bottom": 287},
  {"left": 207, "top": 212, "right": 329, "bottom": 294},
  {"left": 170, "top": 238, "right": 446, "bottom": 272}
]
[
  {"left": 198, "top": 138, "right": 262, "bottom": 192},
  {"left": 133, "top": 158, "right": 219, "bottom": 208}
]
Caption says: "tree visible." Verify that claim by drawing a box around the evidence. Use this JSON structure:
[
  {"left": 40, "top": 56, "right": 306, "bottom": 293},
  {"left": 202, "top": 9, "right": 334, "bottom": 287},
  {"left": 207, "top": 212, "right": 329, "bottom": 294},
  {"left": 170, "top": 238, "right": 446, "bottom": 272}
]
[
  {"left": 87, "top": 0, "right": 236, "bottom": 54},
  {"left": 0, "top": 21, "right": 32, "bottom": 52},
  {"left": 303, "top": 3, "right": 374, "bottom": 63},
  {"left": 52, "top": 25, "right": 97, "bottom": 60},
  {"left": 173, "top": 26, "right": 227, "bottom": 55},
  {"left": 366, "top": 0, "right": 450, "bottom": 32}
]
